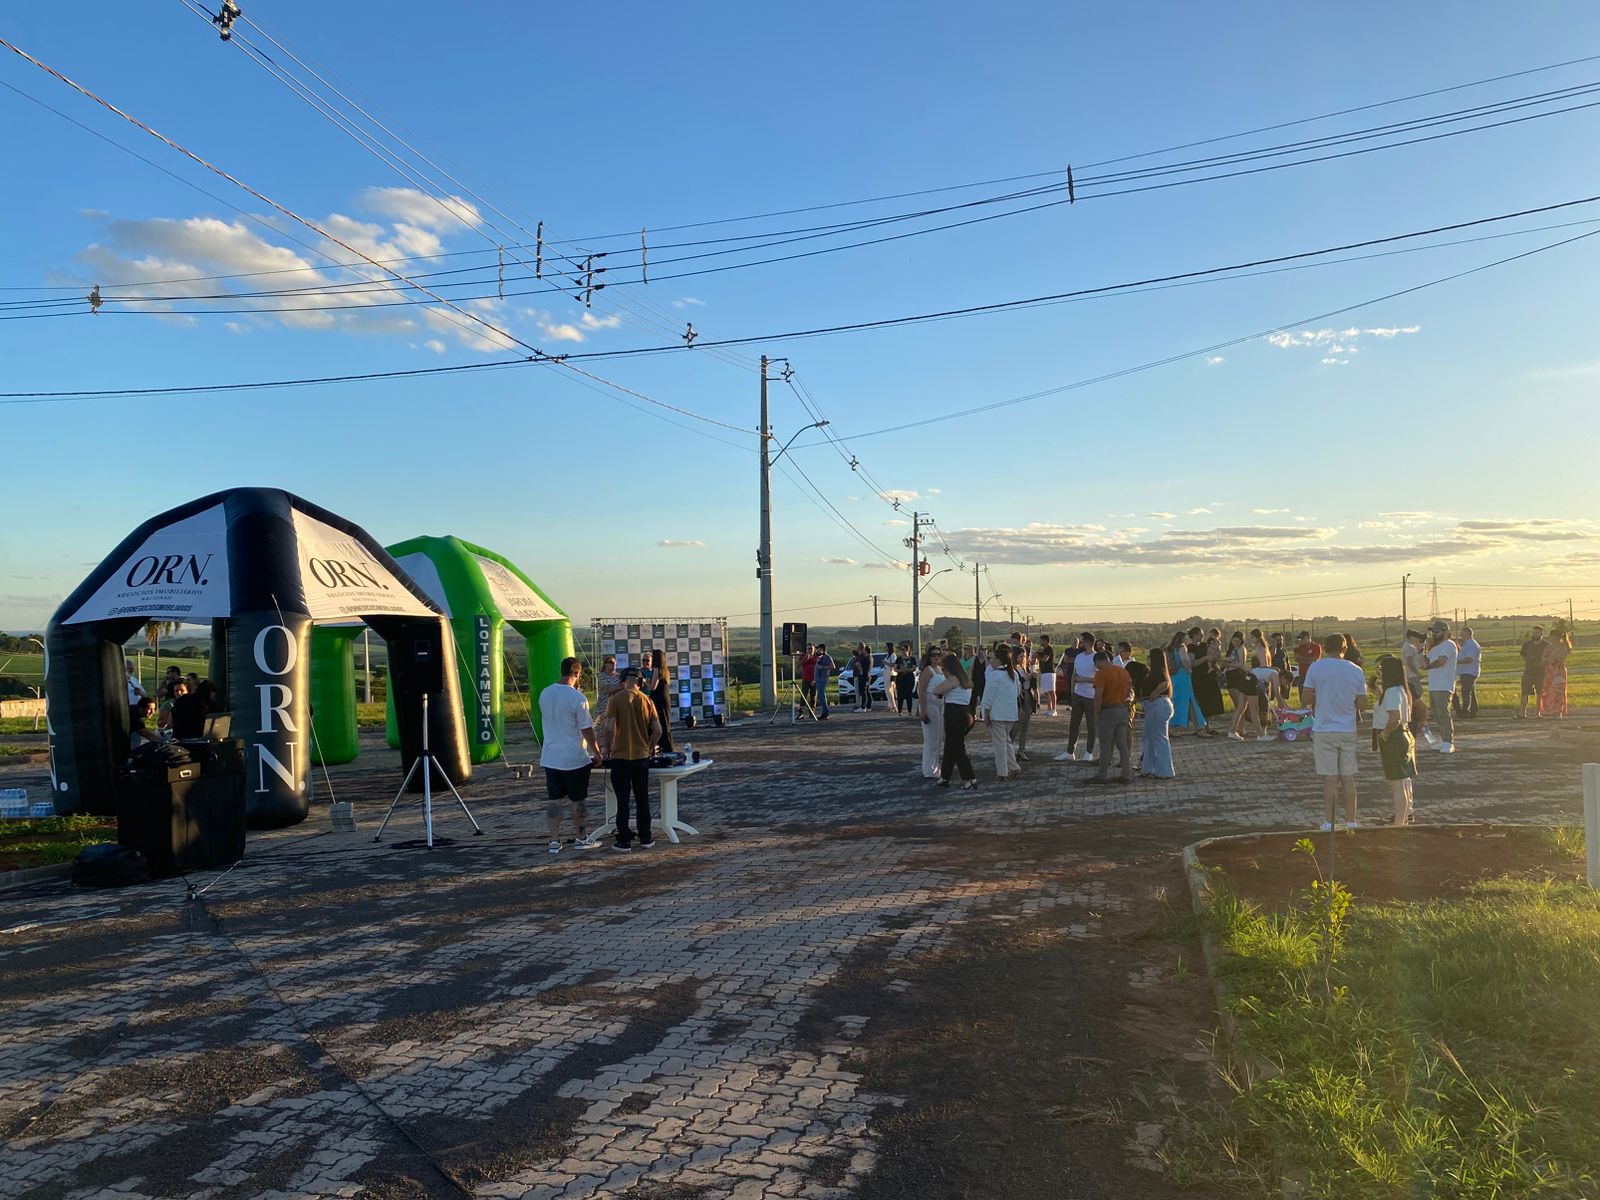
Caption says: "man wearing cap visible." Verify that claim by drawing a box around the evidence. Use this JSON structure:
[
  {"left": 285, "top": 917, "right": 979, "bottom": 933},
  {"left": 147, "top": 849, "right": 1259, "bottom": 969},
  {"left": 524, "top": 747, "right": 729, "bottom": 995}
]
[
  {"left": 601, "top": 667, "right": 663, "bottom": 850},
  {"left": 1423, "top": 621, "right": 1458, "bottom": 754}
]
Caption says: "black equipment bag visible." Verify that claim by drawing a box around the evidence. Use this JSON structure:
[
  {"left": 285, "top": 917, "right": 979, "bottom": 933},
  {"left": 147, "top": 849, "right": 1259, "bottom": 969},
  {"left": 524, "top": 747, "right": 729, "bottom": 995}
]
[{"left": 72, "top": 842, "right": 150, "bottom": 888}]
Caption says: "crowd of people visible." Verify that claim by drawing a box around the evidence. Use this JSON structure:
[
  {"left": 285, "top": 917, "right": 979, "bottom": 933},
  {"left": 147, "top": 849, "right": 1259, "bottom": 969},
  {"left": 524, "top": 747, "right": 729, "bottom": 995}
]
[
  {"left": 802, "top": 619, "right": 1577, "bottom": 831},
  {"left": 124, "top": 662, "right": 222, "bottom": 747}
]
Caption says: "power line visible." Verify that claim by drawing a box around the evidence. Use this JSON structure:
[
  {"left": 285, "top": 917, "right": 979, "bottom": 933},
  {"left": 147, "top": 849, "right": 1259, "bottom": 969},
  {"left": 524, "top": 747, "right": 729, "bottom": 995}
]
[
  {"left": 8, "top": 66, "right": 1600, "bottom": 305},
  {"left": 10, "top": 190, "right": 1598, "bottom": 403},
  {"left": 0, "top": 32, "right": 752, "bottom": 435}
]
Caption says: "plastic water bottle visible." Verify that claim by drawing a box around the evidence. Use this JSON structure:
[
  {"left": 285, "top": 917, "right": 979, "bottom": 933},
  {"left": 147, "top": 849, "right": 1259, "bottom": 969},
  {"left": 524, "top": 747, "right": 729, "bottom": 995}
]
[{"left": 0, "top": 788, "right": 26, "bottom": 801}]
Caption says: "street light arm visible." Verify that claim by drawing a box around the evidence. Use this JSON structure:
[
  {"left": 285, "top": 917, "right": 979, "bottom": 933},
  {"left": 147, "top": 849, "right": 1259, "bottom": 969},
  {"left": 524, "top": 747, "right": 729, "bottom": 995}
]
[{"left": 769, "top": 420, "right": 829, "bottom": 466}]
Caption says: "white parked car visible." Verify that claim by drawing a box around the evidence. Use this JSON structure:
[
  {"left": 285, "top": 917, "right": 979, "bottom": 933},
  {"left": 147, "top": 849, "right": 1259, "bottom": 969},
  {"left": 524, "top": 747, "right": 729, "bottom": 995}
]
[{"left": 835, "top": 652, "right": 903, "bottom": 704}]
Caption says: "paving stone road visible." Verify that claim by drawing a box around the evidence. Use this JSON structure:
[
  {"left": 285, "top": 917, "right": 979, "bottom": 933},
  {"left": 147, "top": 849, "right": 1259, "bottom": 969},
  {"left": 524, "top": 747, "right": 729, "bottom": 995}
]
[{"left": 1, "top": 710, "right": 1594, "bottom": 1199}]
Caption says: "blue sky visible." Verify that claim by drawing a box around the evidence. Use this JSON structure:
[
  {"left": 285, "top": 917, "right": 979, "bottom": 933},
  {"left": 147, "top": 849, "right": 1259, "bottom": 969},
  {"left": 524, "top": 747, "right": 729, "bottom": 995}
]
[{"left": 4, "top": 2, "right": 1600, "bottom": 632}]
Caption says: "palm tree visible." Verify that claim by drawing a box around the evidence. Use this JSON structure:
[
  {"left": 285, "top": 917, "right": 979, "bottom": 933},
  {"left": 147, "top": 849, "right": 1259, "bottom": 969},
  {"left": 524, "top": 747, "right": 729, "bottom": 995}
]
[{"left": 144, "top": 620, "right": 181, "bottom": 687}]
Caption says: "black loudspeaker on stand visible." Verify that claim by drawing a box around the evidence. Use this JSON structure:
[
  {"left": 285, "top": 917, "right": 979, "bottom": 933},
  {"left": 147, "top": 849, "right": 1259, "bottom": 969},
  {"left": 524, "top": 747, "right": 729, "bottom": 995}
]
[{"left": 781, "top": 621, "right": 807, "bottom": 656}]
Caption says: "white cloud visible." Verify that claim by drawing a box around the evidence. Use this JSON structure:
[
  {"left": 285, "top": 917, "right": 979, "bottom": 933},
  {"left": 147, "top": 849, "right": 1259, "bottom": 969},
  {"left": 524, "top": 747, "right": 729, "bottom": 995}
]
[
  {"left": 862, "top": 561, "right": 910, "bottom": 571},
  {"left": 1148, "top": 512, "right": 1175, "bottom": 520},
  {"left": 1267, "top": 324, "right": 1419, "bottom": 353},
  {"left": 224, "top": 321, "right": 247, "bottom": 335},
  {"left": 1252, "top": 508, "right": 1289, "bottom": 514},
  {"left": 422, "top": 338, "right": 447, "bottom": 354},
  {"left": 1186, "top": 507, "right": 1211, "bottom": 516},
  {"left": 878, "top": 489, "right": 918, "bottom": 505},
  {"left": 580, "top": 312, "right": 622, "bottom": 331},
  {"left": 1320, "top": 357, "right": 1349, "bottom": 366},
  {"left": 1205, "top": 355, "right": 1225, "bottom": 366},
  {"left": 883, "top": 518, "right": 910, "bottom": 527},
  {"left": 358, "top": 186, "right": 482, "bottom": 232},
  {"left": 672, "top": 296, "right": 706, "bottom": 309},
  {"left": 539, "top": 321, "right": 587, "bottom": 343},
  {"left": 821, "top": 557, "right": 858, "bottom": 565},
  {"left": 59, "top": 201, "right": 537, "bottom": 354},
  {"left": 656, "top": 539, "right": 705, "bottom": 549},
  {"left": 1456, "top": 518, "right": 1594, "bottom": 543},
  {"left": 927, "top": 487, "right": 942, "bottom": 495}
]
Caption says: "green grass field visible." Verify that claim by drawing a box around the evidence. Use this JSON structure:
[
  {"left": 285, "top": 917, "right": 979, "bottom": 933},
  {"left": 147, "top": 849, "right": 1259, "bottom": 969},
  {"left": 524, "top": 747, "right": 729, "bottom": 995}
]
[{"left": 1169, "top": 840, "right": 1600, "bottom": 1197}]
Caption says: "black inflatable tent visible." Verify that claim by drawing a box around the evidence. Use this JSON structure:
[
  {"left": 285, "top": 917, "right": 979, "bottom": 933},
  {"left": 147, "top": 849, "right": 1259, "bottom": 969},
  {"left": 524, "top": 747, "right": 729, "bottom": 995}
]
[{"left": 44, "top": 487, "right": 471, "bottom": 828}]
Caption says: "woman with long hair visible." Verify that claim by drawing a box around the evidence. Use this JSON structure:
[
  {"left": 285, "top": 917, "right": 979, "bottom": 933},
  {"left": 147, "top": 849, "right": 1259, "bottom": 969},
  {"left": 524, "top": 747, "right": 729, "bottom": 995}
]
[
  {"left": 1224, "top": 631, "right": 1261, "bottom": 740},
  {"left": 1541, "top": 628, "right": 1572, "bottom": 717},
  {"left": 896, "top": 642, "right": 917, "bottom": 716},
  {"left": 979, "top": 643, "right": 1021, "bottom": 781},
  {"left": 933, "top": 653, "right": 977, "bottom": 789},
  {"left": 1192, "top": 627, "right": 1226, "bottom": 732},
  {"left": 1248, "top": 628, "right": 1280, "bottom": 740},
  {"left": 917, "top": 647, "right": 946, "bottom": 779},
  {"left": 1140, "top": 647, "right": 1175, "bottom": 779},
  {"left": 1342, "top": 633, "right": 1365, "bottom": 668},
  {"left": 646, "top": 647, "right": 675, "bottom": 752},
  {"left": 1167, "top": 631, "right": 1206, "bottom": 734},
  {"left": 1373, "top": 654, "right": 1416, "bottom": 824}
]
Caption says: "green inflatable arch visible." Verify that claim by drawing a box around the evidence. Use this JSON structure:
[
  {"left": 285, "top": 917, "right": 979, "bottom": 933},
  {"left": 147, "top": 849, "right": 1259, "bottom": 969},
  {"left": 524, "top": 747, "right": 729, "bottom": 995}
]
[{"left": 306, "top": 536, "right": 573, "bottom": 765}]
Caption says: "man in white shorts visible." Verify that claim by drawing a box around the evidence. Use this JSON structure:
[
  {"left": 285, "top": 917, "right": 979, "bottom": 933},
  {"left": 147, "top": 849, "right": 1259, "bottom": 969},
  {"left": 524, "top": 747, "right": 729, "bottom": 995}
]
[{"left": 1302, "top": 632, "right": 1368, "bottom": 831}]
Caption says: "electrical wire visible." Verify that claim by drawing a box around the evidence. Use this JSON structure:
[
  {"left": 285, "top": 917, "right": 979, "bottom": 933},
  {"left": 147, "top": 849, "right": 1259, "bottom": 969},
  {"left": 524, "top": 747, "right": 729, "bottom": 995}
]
[
  {"left": 11, "top": 191, "right": 1597, "bottom": 406},
  {"left": 0, "top": 32, "right": 753, "bottom": 436},
  {"left": 9, "top": 62, "right": 1600, "bottom": 304}
]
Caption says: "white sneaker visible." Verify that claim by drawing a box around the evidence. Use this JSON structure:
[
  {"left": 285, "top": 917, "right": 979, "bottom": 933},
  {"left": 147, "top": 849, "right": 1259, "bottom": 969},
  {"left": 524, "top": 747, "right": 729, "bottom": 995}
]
[
  {"left": 1438, "top": 742, "right": 1456, "bottom": 754},
  {"left": 547, "top": 840, "right": 561, "bottom": 855},
  {"left": 574, "top": 835, "right": 599, "bottom": 850},
  {"left": 1318, "top": 821, "right": 1334, "bottom": 832},
  {"left": 1227, "top": 732, "right": 1245, "bottom": 742},
  {"left": 1344, "top": 821, "right": 1359, "bottom": 831},
  {"left": 1052, "top": 751, "right": 1073, "bottom": 762}
]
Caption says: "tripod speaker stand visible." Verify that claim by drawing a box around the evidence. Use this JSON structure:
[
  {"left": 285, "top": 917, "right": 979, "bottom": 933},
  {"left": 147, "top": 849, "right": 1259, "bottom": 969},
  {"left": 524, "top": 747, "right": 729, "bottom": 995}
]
[{"left": 374, "top": 692, "right": 482, "bottom": 847}]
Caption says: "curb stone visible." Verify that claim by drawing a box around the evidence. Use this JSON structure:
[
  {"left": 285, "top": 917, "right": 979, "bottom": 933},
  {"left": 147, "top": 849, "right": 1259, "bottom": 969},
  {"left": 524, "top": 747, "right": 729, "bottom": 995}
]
[{"left": 0, "top": 861, "right": 73, "bottom": 893}]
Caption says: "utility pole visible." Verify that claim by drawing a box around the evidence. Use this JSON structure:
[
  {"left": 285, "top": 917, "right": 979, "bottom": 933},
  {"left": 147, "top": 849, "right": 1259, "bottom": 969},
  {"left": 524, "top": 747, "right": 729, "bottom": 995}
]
[
  {"left": 871, "top": 595, "right": 880, "bottom": 647},
  {"left": 1401, "top": 574, "right": 1410, "bottom": 642},
  {"left": 974, "top": 561, "right": 982, "bottom": 648},
  {"left": 1570, "top": 597, "right": 1575, "bottom": 628},
  {"left": 757, "top": 354, "right": 776, "bottom": 709},
  {"left": 906, "top": 512, "right": 933, "bottom": 664}
]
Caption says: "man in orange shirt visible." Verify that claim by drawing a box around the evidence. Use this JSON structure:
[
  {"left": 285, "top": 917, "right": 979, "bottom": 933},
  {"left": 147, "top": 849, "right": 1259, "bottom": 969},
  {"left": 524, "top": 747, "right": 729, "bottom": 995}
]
[{"left": 1089, "top": 651, "right": 1134, "bottom": 784}]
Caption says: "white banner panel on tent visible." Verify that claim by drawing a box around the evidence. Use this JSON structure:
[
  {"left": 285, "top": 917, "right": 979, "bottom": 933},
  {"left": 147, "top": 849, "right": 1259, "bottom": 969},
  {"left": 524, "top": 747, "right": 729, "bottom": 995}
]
[
  {"left": 64, "top": 503, "right": 231, "bottom": 625},
  {"left": 593, "top": 617, "right": 728, "bottom": 722},
  {"left": 473, "top": 554, "right": 562, "bottom": 622},
  {"left": 391, "top": 552, "right": 452, "bottom": 617},
  {"left": 291, "top": 511, "right": 435, "bottom": 620}
]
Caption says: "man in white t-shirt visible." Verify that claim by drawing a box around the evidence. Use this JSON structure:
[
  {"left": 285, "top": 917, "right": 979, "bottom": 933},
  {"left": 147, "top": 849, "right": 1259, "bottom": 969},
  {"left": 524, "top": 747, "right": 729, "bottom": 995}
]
[
  {"left": 1423, "top": 621, "right": 1458, "bottom": 753},
  {"left": 1302, "top": 633, "right": 1368, "bottom": 830},
  {"left": 538, "top": 656, "right": 602, "bottom": 854},
  {"left": 1067, "top": 632, "right": 1100, "bottom": 762},
  {"left": 1453, "top": 626, "right": 1482, "bottom": 720}
]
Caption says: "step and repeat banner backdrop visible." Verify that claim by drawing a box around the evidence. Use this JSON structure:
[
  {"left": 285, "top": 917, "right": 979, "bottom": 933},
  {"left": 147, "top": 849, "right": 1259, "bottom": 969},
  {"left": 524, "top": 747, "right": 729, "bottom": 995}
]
[{"left": 591, "top": 618, "right": 728, "bottom": 723}]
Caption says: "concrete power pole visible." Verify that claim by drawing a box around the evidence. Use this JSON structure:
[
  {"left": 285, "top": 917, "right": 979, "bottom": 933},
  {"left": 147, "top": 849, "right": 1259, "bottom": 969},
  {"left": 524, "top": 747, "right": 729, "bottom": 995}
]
[
  {"left": 757, "top": 355, "right": 776, "bottom": 709},
  {"left": 974, "top": 561, "right": 982, "bottom": 648},
  {"left": 871, "top": 595, "right": 880, "bottom": 647}
]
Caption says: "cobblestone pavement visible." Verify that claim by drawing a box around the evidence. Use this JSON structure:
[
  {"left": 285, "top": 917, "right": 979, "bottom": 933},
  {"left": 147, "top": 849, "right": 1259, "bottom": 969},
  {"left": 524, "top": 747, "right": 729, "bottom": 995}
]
[{"left": 1, "top": 711, "right": 1595, "bottom": 1199}]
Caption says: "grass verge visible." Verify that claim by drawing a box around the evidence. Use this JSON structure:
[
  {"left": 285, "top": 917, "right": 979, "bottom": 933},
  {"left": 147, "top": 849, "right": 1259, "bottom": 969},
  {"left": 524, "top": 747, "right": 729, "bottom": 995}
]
[
  {"left": 0, "top": 813, "right": 116, "bottom": 870},
  {"left": 1168, "top": 838, "right": 1600, "bottom": 1198}
]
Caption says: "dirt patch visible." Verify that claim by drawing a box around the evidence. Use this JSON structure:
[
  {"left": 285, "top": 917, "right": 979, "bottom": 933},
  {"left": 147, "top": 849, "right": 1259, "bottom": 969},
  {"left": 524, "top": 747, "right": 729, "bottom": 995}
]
[{"left": 1198, "top": 825, "right": 1582, "bottom": 909}]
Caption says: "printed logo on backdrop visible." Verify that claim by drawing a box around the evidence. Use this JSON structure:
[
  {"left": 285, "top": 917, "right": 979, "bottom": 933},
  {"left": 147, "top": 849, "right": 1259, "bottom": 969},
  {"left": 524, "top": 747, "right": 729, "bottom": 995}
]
[
  {"left": 471, "top": 555, "right": 562, "bottom": 623},
  {"left": 474, "top": 614, "right": 496, "bottom": 745},
  {"left": 291, "top": 511, "right": 434, "bottom": 620},
  {"left": 65, "top": 504, "right": 232, "bottom": 624}
]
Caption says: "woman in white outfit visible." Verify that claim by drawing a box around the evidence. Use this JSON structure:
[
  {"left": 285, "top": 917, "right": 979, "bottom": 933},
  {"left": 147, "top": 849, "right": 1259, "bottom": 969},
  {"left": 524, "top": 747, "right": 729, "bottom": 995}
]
[
  {"left": 980, "top": 643, "right": 1021, "bottom": 781},
  {"left": 917, "top": 647, "right": 945, "bottom": 779}
]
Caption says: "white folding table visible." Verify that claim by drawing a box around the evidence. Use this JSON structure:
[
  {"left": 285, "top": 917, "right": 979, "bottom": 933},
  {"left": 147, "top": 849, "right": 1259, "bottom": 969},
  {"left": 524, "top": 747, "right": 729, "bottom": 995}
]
[{"left": 591, "top": 759, "right": 714, "bottom": 844}]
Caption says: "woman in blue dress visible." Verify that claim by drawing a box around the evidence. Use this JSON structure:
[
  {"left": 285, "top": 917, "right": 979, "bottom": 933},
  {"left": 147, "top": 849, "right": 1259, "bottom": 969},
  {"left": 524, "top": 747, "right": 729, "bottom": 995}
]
[{"left": 1167, "top": 631, "right": 1206, "bottom": 733}]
